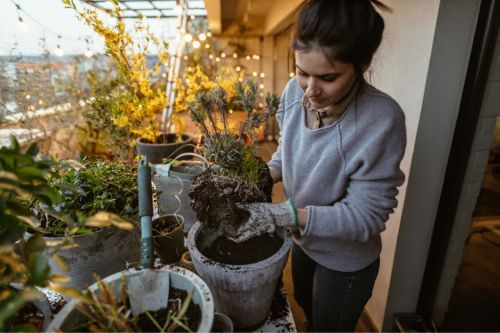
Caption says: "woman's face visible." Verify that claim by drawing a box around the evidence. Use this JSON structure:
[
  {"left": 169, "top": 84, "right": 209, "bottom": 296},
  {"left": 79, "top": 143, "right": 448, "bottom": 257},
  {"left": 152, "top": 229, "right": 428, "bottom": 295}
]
[{"left": 295, "top": 49, "right": 360, "bottom": 109}]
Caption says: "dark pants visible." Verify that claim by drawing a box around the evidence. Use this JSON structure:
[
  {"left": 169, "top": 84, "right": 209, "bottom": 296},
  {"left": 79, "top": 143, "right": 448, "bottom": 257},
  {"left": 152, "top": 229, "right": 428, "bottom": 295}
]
[{"left": 292, "top": 244, "right": 380, "bottom": 332}]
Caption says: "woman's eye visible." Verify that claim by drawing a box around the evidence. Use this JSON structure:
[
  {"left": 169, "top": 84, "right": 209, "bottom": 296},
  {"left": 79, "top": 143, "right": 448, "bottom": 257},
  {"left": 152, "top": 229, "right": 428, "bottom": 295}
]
[{"left": 321, "top": 76, "right": 338, "bottom": 82}]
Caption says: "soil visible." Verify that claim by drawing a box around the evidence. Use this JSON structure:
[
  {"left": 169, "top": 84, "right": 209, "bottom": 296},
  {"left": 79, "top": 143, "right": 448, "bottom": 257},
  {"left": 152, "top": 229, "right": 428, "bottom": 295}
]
[
  {"left": 189, "top": 163, "right": 273, "bottom": 231},
  {"left": 153, "top": 215, "right": 182, "bottom": 235},
  {"left": 137, "top": 287, "right": 201, "bottom": 332},
  {"left": 12, "top": 301, "right": 45, "bottom": 331},
  {"left": 201, "top": 233, "right": 284, "bottom": 265},
  {"left": 140, "top": 133, "right": 178, "bottom": 144}
]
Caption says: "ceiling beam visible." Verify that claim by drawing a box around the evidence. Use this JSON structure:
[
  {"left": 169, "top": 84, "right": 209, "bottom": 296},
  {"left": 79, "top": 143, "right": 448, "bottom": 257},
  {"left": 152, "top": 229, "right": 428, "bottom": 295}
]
[
  {"left": 264, "top": 0, "right": 304, "bottom": 35},
  {"left": 203, "top": 0, "right": 222, "bottom": 33}
]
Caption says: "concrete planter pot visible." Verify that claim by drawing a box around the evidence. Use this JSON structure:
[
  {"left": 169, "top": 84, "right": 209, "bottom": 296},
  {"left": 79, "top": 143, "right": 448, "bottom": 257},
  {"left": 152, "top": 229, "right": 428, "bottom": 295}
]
[
  {"left": 136, "top": 133, "right": 194, "bottom": 164},
  {"left": 152, "top": 215, "right": 185, "bottom": 264},
  {"left": 46, "top": 266, "right": 214, "bottom": 332},
  {"left": 28, "top": 227, "right": 140, "bottom": 290},
  {"left": 187, "top": 222, "right": 292, "bottom": 330}
]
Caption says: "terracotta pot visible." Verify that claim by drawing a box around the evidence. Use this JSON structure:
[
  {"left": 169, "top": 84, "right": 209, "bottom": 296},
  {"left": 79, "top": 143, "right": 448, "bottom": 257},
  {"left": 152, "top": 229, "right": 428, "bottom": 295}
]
[
  {"left": 152, "top": 214, "right": 185, "bottom": 264},
  {"left": 135, "top": 133, "right": 194, "bottom": 164}
]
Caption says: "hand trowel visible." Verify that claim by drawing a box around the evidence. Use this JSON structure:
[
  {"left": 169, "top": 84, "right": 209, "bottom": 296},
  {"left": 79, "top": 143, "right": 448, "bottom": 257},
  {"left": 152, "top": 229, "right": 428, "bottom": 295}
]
[{"left": 126, "top": 157, "right": 169, "bottom": 316}]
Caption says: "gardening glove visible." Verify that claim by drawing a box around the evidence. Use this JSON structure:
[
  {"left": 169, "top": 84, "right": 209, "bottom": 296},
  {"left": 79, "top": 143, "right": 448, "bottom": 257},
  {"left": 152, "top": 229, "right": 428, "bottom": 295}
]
[{"left": 226, "top": 199, "right": 297, "bottom": 243}]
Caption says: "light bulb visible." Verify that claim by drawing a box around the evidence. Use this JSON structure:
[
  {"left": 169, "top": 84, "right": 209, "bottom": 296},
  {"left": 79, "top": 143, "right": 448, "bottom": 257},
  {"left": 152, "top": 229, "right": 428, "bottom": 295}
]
[
  {"left": 198, "top": 33, "right": 206, "bottom": 41},
  {"left": 221, "top": 52, "right": 226, "bottom": 58},
  {"left": 259, "top": 84, "right": 264, "bottom": 89},
  {"left": 192, "top": 40, "right": 200, "bottom": 49},
  {"left": 207, "top": 32, "right": 212, "bottom": 37},
  {"left": 232, "top": 53, "right": 238, "bottom": 58},
  {"left": 215, "top": 57, "right": 220, "bottom": 62},
  {"left": 289, "top": 72, "right": 295, "bottom": 78},
  {"left": 205, "top": 43, "right": 210, "bottom": 49},
  {"left": 260, "top": 73, "right": 265, "bottom": 78},
  {"left": 245, "top": 55, "right": 251, "bottom": 61},
  {"left": 25, "top": 94, "right": 31, "bottom": 100},
  {"left": 235, "top": 66, "right": 241, "bottom": 72},
  {"left": 184, "top": 34, "right": 193, "bottom": 42},
  {"left": 252, "top": 72, "right": 257, "bottom": 77},
  {"left": 209, "top": 54, "right": 214, "bottom": 60},
  {"left": 17, "top": 16, "right": 29, "bottom": 31}
]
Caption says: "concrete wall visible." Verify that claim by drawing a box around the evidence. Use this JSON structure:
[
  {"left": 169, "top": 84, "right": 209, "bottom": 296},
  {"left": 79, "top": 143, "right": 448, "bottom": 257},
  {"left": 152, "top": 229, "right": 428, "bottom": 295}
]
[{"left": 432, "top": 26, "right": 500, "bottom": 325}]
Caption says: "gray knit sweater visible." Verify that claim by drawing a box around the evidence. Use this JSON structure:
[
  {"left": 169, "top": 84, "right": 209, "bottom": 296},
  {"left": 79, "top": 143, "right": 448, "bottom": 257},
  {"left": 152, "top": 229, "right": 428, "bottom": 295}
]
[{"left": 268, "top": 78, "right": 406, "bottom": 272}]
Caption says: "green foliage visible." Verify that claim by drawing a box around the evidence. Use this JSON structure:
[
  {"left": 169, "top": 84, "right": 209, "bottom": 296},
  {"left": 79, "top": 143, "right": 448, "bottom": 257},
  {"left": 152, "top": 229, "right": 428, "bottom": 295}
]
[
  {"left": 0, "top": 137, "right": 68, "bottom": 331},
  {"left": 75, "top": 275, "right": 194, "bottom": 332},
  {"left": 188, "top": 80, "right": 280, "bottom": 182},
  {"left": 30, "top": 158, "right": 139, "bottom": 235}
]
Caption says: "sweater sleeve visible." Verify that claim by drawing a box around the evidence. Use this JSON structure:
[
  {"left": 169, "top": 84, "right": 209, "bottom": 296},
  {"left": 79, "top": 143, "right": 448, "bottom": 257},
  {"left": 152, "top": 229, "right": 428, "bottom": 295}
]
[
  {"left": 268, "top": 80, "right": 293, "bottom": 182},
  {"left": 300, "top": 102, "right": 406, "bottom": 244}
]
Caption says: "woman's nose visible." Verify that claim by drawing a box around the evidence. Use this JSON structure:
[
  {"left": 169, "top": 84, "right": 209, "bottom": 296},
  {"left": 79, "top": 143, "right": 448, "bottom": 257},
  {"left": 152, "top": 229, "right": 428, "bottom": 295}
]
[{"left": 305, "top": 79, "right": 321, "bottom": 97}]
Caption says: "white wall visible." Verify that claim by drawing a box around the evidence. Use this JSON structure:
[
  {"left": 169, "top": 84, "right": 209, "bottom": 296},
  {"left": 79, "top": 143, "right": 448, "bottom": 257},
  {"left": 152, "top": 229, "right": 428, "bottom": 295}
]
[{"left": 380, "top": 0, "right": 480, "bottom": 330}]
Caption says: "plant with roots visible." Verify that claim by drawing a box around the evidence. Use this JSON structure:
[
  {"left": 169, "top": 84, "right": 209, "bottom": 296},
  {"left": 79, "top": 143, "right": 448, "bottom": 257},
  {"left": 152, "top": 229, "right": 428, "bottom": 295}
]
[{"left": 188, "top": 80, "right": 279, "bottom": 182}]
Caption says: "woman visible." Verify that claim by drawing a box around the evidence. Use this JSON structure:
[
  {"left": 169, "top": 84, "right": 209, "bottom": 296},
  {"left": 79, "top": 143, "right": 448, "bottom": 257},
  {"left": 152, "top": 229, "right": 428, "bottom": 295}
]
[{"left": 231, "top": 0, "right": 406, "bottom": 331}]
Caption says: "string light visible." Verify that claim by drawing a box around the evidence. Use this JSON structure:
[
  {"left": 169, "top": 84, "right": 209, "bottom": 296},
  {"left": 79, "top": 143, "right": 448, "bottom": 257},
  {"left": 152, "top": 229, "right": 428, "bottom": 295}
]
[
  {"left": 207, "top": 32, "right": 212, "bottom": 37},
  {"left": 252, "top": 71, "right": 257, "bottom": 77},
  {"left": 260, "top": 73, "right": 265, "bottom": 78},
  {"left": 220, "top": 52, "right": 226, "bottom": 58},
  {"left": 289, "top": 72, "right": 295, "bottom": 78},
  {"left": 184, "top": 33, "right": 193, "bottom": 42},
  {"left": 246, "top": 55, "right": 251, "bottom": 61},
  {"left": 205, "top": 43, "right": 210, "bottom": 49},
  {"left": 215, "top": 57, "right": 220, "bottom": 62},
  {"left": 235, "top": 66, "right": 241, "bottom": 71},
  {"left": 25, "top": 94, "right": 31, "bottom": 100},
  {"left": 54, "top": 35, "right": 64, "bottom": 56},
  {"left": 232, "top": 53, "right": 238, "bottom": 58},
  {"left": 209, "top": 54, "right": 214, "bottom": 60},
  {"left": 259, "top": 84, "right": 264, "bottom": 89},
  {"left": 192, "top": 40, "right": 200, "bottom": 48},
  {"left": 198, "top": 33, "right": 206, "bottom": 41}
]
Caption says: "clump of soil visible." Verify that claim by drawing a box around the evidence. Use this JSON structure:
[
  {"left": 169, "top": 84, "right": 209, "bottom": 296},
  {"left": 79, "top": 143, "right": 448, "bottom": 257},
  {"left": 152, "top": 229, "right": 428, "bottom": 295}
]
[
  {"left": 189, "top": 163, "right": 273, "bottom": 231},
  {"left": 137, "top": 287, "right": 201, "bottom": 332},
  {"left": 201, "top": 233, "right": 283, "bottom": 265},
  {"left": 12, "top": 301, "right": 45, "bottom": 331}
]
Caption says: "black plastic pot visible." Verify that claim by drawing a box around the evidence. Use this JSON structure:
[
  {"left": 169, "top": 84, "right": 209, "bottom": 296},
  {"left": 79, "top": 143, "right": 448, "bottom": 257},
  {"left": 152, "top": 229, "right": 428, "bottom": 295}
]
[
  {"left": 152, "top": 215, "right": 185, "bottom": 264},
  {"left": 136, "top": 133, "right": 194, "bottom": 164}
]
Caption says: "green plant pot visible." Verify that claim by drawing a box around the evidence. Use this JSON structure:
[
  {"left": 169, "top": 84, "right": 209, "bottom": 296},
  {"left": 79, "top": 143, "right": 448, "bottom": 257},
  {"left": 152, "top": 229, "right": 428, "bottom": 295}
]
[{"left": 136, "top": 134, "right": 194, "bottom": 164}]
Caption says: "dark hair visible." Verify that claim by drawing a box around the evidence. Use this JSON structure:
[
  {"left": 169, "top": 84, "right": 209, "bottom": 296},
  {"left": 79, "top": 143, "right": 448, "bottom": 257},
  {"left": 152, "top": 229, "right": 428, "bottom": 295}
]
[{"left": 292, "top": 0, "right": 391, "bottom": 74}]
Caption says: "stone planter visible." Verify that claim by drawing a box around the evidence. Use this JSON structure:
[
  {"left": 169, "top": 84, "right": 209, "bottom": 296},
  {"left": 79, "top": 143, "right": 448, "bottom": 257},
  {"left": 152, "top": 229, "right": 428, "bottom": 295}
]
[
  {"left": 187, "top": 222, "right": 292, "bottom": 330},
  {"left": 46, "top": 266, "right": 214, "bottom": 332},
  {"left": 152, "top": 214, "right": 185, "bottom": 264},
  {"left": 136, "top": 133, "right": 194, "bottom": 164},
  {"left": 28, "top": 227, "right": 140, "bottom": 290}
]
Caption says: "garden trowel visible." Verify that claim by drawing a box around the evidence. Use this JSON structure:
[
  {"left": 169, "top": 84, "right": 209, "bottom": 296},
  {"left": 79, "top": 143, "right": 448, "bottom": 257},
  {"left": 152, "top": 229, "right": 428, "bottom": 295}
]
[{"left": 126, "top": 157, "right": 169, "bottom": 316}]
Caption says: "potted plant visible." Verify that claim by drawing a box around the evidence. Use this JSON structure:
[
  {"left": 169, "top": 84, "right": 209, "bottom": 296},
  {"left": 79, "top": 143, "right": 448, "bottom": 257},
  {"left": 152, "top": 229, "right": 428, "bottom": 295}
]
[
  {"left": 62, "top": 0, "right": 194, "bottom": 163},
  {"left": 28, "top": 158, "right": 140, "bottom": 289},
  {"left": 46, "top": 266, "right": 215, "bottom": 332},
  {"left": 152, "top": 214, "right": 185, "bottom": 265},
  {"left": 186, "top": 81, "right": 292, "bottom": 330}
]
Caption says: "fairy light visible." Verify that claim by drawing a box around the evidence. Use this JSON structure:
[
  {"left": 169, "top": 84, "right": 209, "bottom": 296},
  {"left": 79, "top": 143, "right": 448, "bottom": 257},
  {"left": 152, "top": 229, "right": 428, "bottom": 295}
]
[
  {"left": 215, "top": 57, "right": 220, "bottom": 62},
  {"left": 260, "top": 73, "right": 265, "bottom": 78},
  {"left": 184, "top": 33, "right": 193, "bottom": 43},
  {"left": 183, "top": 55, "right": 188, "bottom": 60},
  {"left": 235, "top": 66, "right": 241, "bottom": 72},
  {"left": 220, "top": 52, "right": 226, "bottom": 58},
  {"left": 252, "top": 54, "right": 260, "bottom": 60},
  {"left": 192, "top": 40, "right": 200, "bottom": 49},
  {"left": 205, "top": 43, "right": 210, "bottom": 49},
  {"left": 207, "top": 32, "right": 212, "bottom": 37},
  {"left": 238, "top": 77, "right": 244, "bottom": 82},
  {"left": 289, "top": 72, "right": 295, "bottom": 78},
  {"left": 246, "top": 55, "right": 251, "bottom": 61},
  {"left": 185, "top": 78, "right": 190, "bottom": 84},
  {"left": 54, "top": 35, "right": 64, "bottom": 56},
  {"left": 38, "top": 99, "right": 44, "bottom": 105},
  {"left": 232, "top": 53, "right": 238, "bottom": 58},
  {"left": 259, "top": 84, "right": 264, "bottom": 89},
  {"left": 162, "top": 73, "right": 167, "bottom": 78},
  {"left": 25, "top": 94, "right": 31, "bottom": 100},
  {"left": 252, "top": 71, "right": 257, "bottom": 77},
  {"left": 209, "top": 54, "right": 214, "bottom": 60},
  {"left": 190, "top": 15, "right": 195, "bottom": 20},
  {"left": 198, "top": 33, "right": 206, "bottom": 41},
  {"left": 258, "top": 103, "right": 264, "bottom": 108}
]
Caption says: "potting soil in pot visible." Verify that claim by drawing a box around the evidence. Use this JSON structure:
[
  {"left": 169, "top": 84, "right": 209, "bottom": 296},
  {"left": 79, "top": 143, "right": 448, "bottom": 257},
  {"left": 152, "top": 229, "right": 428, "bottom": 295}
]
[{"left": 200, "top": 233, "right": 284, "bottom": 265}]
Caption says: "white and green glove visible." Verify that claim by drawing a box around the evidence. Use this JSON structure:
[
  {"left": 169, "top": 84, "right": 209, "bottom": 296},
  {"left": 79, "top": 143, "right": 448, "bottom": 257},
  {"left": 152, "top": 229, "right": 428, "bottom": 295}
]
[{"left": 226, "top": 199, "right": 298, "bottom": 243}]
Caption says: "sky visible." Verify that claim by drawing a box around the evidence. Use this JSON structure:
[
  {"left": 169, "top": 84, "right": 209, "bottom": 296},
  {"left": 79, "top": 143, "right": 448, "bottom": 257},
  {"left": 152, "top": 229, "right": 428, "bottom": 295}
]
[{"left": 0, "top": 0, "right": 201, "bottom": 56}]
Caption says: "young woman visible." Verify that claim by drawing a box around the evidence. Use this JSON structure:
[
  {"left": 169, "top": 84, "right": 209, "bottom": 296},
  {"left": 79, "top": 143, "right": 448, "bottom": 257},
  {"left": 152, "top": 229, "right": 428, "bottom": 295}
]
[{"left": 230, "top": 0, "right": 406, "bottom": 331}]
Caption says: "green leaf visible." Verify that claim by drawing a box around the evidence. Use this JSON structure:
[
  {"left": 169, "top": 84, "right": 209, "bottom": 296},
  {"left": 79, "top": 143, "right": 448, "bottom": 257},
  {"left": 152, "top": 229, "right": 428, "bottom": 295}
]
[
  {"left": 24, "top": 234, "right": 46, "bottom": 255},
  {"left": 12, "top": 323, "right": 38, "bottom": 332},
  {"left": 16, "top": 166, "right": 46, "bottom": 182},
  {"left": 26, "top": 252, "right": 50, "bottom": 286},
  {"left": 25, "top": 143, "right": 39, "bottom": 157},
  {"left": 9, "top": 135, "right": 20, "bottom": 153}
]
